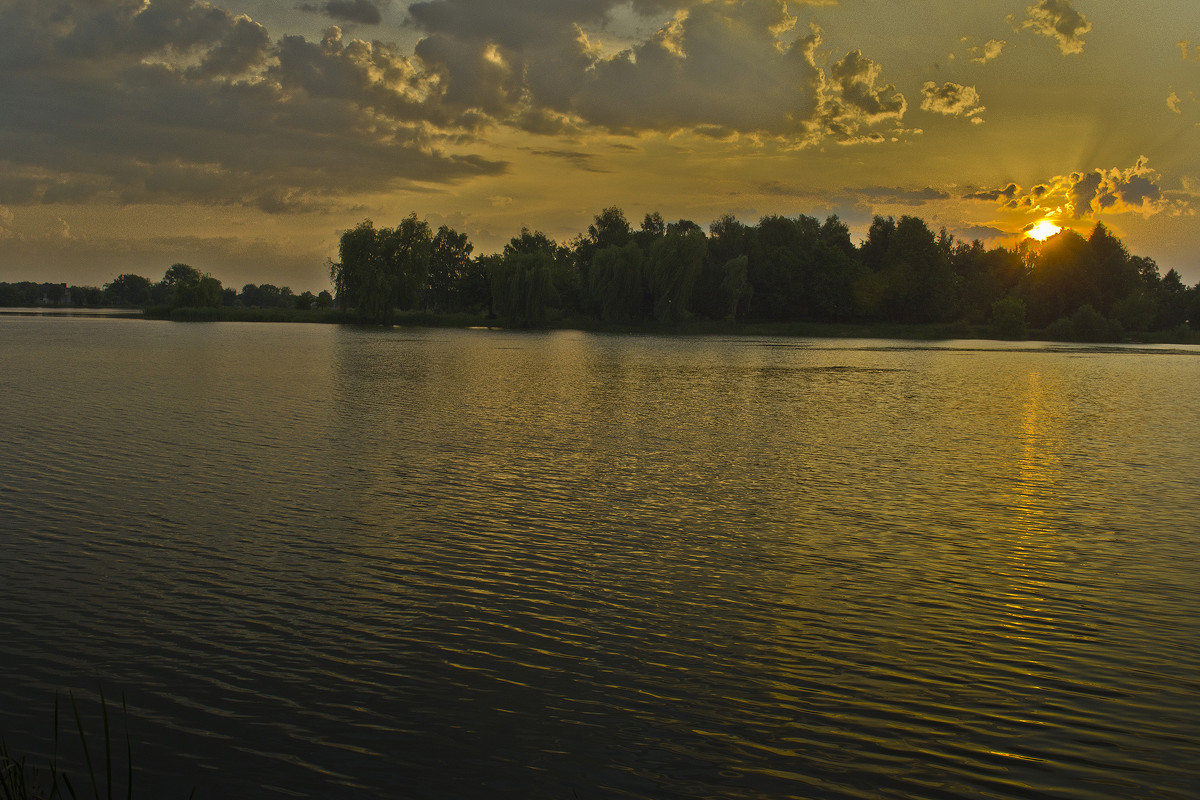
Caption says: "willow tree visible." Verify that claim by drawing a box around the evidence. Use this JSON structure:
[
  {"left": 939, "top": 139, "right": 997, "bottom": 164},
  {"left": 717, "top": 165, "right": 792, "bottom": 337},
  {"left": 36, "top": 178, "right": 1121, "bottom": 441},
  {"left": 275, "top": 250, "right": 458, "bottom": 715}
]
[
  {"left": 589, "top": 241, "right": 644, "bottom": 322},
  {"left": 491, "top": 250, "right": 557, "bottom": 327},
  {"left": 331, "top": 220, "right": 390, "bottom": 323},
  {"left": 646, "top": 221, "right": 705, "bottom": 323},
  {"left": 331, "top": 215, "right": 433, "bottom": 324}
]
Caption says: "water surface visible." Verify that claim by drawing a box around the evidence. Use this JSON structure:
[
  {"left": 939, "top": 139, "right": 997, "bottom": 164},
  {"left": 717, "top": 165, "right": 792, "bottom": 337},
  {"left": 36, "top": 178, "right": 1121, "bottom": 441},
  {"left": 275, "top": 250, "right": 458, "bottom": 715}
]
[{"left": 2, "top": 316, "right": 1198, "bottom": 799}]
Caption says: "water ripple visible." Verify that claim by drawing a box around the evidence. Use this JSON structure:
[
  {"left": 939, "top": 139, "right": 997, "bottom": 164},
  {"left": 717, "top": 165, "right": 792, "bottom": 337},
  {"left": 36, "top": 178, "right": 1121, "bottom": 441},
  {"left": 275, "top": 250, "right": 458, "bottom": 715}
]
[{"left": 1, "top": 320, "right": 1198, "bottom": 799}]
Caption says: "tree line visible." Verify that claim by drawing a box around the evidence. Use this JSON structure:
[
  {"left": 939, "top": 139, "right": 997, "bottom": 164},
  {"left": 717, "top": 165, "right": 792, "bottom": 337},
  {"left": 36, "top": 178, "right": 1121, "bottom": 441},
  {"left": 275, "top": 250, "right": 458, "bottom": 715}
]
[
  {"left": 330, "top": 208, "right": 1199, "bottom": 340},
  {"left": 1, "top": 264, "right": 334, "bottom": 312},
  {"left": 5, "top": 208, "right": 1196, "bottom": 341}
]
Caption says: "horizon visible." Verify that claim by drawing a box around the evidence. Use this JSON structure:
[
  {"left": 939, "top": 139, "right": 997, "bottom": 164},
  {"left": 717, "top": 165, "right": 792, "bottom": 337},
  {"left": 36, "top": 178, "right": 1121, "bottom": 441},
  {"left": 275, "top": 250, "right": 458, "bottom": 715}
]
[{"left": 2, "top": 0, "right": 1199, "bottom": 290}]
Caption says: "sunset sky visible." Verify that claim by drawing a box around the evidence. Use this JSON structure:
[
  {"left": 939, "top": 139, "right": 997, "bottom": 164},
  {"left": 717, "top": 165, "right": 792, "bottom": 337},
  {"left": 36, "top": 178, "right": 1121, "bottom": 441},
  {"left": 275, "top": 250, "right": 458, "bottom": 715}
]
[{"left": 2, "top": 0, "right": 1198, "bottom": 291}]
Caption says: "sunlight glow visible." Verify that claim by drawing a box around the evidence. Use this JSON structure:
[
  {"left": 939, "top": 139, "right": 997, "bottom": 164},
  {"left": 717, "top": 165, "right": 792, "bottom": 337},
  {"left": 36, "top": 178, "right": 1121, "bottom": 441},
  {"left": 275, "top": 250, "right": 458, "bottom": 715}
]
[{"left": 1025, "top": 220, "right": 1062, "bottom": 241}]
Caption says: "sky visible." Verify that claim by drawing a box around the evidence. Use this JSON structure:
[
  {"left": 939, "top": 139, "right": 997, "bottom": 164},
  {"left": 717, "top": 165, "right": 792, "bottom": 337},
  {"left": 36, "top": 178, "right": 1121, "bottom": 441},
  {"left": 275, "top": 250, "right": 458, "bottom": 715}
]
[{"left": 1, "top": 0, "right": 1199, "bottom": 292}]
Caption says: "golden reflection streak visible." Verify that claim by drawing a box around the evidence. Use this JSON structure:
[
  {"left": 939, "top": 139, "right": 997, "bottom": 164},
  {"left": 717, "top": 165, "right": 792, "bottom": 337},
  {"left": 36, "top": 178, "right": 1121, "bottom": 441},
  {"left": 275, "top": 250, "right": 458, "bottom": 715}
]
[
  {"left": 1005, "top": 369, "right": 1062, "bottom": 538},
  {"left": 993, "top": 369, "right": 1069, "bottom": 647}
]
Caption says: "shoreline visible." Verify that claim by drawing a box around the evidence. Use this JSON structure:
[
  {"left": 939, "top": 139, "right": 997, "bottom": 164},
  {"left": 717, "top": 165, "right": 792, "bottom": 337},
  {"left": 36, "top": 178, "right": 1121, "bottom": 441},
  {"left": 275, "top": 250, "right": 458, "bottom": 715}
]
[
  {"left": 149, "top": 305, "right": 1200, "bottom": 345},
  {"left": 4, "top": 305, "right": 1199, "bottom": 345}
]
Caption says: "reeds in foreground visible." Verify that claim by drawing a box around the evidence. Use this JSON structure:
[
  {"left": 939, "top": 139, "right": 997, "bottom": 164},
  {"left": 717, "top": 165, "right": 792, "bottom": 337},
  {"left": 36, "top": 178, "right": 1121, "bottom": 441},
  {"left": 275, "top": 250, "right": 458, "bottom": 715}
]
[{"left": 0, "top": 689, "right": 187, "bottom": 800}]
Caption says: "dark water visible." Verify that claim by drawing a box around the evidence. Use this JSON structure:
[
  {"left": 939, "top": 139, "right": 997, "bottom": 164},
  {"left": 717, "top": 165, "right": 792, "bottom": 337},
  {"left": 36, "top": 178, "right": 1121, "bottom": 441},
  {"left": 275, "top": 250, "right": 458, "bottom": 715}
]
[{"left": 2, "top": 315, "right": 1198, "bottom": 799}]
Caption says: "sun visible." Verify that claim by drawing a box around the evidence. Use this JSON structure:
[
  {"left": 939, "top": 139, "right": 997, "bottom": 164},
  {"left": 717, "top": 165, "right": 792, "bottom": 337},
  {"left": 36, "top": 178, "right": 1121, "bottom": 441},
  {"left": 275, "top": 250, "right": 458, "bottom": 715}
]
[{"left": 1025, "top": 220, "right": 1062, "bottom": 241}]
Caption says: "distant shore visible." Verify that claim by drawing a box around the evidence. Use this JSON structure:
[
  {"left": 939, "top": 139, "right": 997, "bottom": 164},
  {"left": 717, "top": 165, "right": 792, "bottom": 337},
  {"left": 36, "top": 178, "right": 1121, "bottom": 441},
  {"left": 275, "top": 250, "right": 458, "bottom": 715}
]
[{"left": 5, "top": 305, "right": 1199, "bottom": 345}]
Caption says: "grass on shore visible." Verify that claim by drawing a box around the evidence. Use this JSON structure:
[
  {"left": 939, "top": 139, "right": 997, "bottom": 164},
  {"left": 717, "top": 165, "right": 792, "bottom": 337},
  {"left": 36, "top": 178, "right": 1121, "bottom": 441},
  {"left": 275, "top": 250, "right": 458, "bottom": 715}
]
[
  {"left": 0, "top": 690, "right": 190, "bottom": 800},
  {"left": 137, "top": 304, "right": 1200, "bottom": 345}
]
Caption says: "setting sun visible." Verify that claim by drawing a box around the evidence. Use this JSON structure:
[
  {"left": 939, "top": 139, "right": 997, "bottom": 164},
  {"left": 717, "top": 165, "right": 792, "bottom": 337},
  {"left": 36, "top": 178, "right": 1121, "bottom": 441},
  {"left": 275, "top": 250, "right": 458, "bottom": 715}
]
[{"left": 1025, "top": 220, "right": 1063, "bottom": 241}]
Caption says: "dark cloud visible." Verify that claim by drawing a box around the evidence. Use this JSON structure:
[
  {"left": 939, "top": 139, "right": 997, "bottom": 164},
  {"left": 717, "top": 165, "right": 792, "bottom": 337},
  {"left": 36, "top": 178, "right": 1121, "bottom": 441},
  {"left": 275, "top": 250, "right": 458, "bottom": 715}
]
[
  {"left": 405, "top": 0, "right": 615, "bottom": 49},
  {"left": 528, "top": 149, "right": 612, "bottom": 173},
  {"left": 1067, "top": 158, "right": 1165, "bottom": 218},
  {"left": 405, "top": 0, "right": 908, "bottom": 145},
  {"left": 808, "top": 46, "right": 907, "bottom": 143},
  {"left": 963, "top": 183, "right": 1019, "bottom": 201},
  {"left": 955, "top": 225, "right": 1009, "bottom": 241},
  {"left": 189, "top": 16, "right": 271, "bottom": 78},
  {"left": 755, "top": 182, "right": 948, "bottom": 207},
  {"left": 1018, "top": 0, "right": 1091, "bottom": 55},
  {"left": 300, "top": 1, "right": 387, "bottom": 26},
  {"left": 970, "top": 159, "right": 1174, "bottom": 221},
  {"left": 0, "top": 1, "right": 506, "bottom": 212},
  {"left": 857, "top": 186, "right": 950, "bottom": 205},
  {"left": 0, "top": 0, "right": 919, "bottom": 217}
]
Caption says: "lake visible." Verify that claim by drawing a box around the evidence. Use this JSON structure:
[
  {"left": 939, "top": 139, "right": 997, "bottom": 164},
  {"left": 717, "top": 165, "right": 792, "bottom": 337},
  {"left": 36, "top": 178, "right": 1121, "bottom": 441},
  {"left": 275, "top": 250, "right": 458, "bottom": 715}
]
[{"left": 2, "top": 314, "right": 1198, "bottom": 799}]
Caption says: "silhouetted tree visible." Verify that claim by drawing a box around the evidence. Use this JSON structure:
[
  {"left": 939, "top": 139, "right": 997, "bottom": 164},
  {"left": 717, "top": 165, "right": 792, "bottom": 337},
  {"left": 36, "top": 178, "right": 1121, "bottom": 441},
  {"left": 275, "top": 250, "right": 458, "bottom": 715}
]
[
  {"left": 693, "top": 215, "right": 748, "bottom": 319},
  {"left": 158, "top": 263, "right": 221, "bottom": 308},
  {"left": 331, "top": 215, "right": 433, "bottom": 323},
  {"left": 426, "top": 225, "right": 473, "bottom": 312},
  {"left": 874, "top": 216, "right": 957, "bottom": 323},
  {"left": 990, "top": 296, "right": 1027, "bottom": 339},
  {"left": 646, "top": 221, "right": 705, "bottom": 323},
  {"left": 717, "top": 255, "right": 752, "bottom": 322},
  {"left": 635, "top": 211, "right": 666, "bottom": 250},
  {"left": 590, "top": 242, "right": 645, "bottom": 321},
  {"left": 1022, "top": 229, "right": 1094, "bottom": 326},
  {"left": 1088, "top": 223, "right": 1138, "bottom": 315},
  {"left": 859, "top": 215, "right": 896, "bottom": 273},
  {"left": 104, "top": 274, "right": 153, "bottom": 306},
  {"left": 491, "top": 247, "right": 556, "bottom": 327}
]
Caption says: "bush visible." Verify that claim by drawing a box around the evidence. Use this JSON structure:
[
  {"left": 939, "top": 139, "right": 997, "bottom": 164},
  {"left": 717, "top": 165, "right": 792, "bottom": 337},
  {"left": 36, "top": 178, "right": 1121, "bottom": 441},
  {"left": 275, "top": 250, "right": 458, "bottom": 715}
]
[{"left": 989, "top": 296, "right": 1027, "bottom": 339}]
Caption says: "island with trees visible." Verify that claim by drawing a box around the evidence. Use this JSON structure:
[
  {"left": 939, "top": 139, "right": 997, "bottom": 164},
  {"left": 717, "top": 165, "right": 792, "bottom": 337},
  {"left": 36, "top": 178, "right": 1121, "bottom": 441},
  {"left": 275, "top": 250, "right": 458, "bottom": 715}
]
[{"left": 3, "top": 208, "right": 1198, "bottom": 343}]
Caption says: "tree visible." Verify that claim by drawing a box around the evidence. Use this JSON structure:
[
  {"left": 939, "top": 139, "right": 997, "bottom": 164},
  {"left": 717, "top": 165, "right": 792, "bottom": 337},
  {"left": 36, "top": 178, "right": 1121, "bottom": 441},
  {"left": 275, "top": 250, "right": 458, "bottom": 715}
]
[
  {"left": 589, "top": 242, "right": 645, "bottom": 321},
  {"left": 859, "top": 215, "right": 896, "bottom": 273},
  {"left": 378, "top": 214, "right": 433, "bottom": 310},
  {"left": 990, "top": 296, "right": 1027, "bottom": 339},
  {"left": 745, "top": 215, "right": 804, "bottom": 320},
  {"left": 330, "top": 215, "right": 433, "bottom": 324},
  {"left": 332, "top": 220, "right": 390, "bottom": 323},
  {"left": 587, "top": 207, "right": 632, "bottom": 250},
  {"left": 1022, "top": 229, "right": 1094, "bottom": 326},
  {"left": 693, "top": 215, "right": 748, "bottom": 320},
  {"left": 491, "top": 249, "right": 556, "bottom": 327},
  {"left": 1088, "top": 223, "right": 1138, "bottom": 315},
  {"left": 159, "top": 263, "right": 221, "bottom": 308},
  {"left": 717, "top": 255, "right": 752, "bottom": 322},
  {"left": 635, "top": 211, "right": 666, "bottom": 250},
  {"left": 104, "top": 274, "right": 153, "bottom": 306},
  {"left": 426, "top": 225, "right": 473, "bottom": 312},
  {"left": 874, "top": 216, "right": 957, "bottom": 323},
  {"left": 646, "top": 222, "right": 706, "bottom": 323}
]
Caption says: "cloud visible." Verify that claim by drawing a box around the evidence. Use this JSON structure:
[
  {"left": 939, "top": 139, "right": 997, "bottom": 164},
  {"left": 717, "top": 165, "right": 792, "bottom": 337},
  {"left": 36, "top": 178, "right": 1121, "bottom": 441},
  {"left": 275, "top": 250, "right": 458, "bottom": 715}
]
[
  {"left": 857, "top": 186, "right": 950, "bottom": 205},
  {"left": 964, "top": 183, "right": 1019, "bottom": 201},
  {"left": 971, "top": 159, "right": 1176, "bottom": 220},
  {"left": 1068, "top": 157, "right": 1166, "bottom": 218},
  {"left": 528, "top": 149, "right": 612, "bottom": 173},
  {"left": 807, "top": 45, "right": 908, "bottom": 144},
  {"left": 920, "top": 81, "right": 985, "bottom": 123},
  {"left": 0, "top": 2, "right": 506, "bottom": 213},
  {"left": 0, "top": 206, "right": 14, "bottom": 239},
  {"left": 956, "top": 224, "right": 1009, "bottom": 241},
  {"left": 1168, "top": 90, "right": 1183, "bottom": 114},
  {"left": 0, "top": 0, "right": 918, "bottom": 217},
  {"left": 405, "top": 0, "right": 909, "bottom": 145},
  {"left": 188, "top": 15, "right": 271, "bottom": 78},
  {"left": 569, "top": 6, "right": 828, "bottom": 138},
  {"left": 969, "top": 39, "right": 1006, "bottom": 64},
  {"left": 1018, "top": 0, "right": 1091, "bottom": 55},
  {"left": 300, "top": 1, "right": 387, "bottom": 26}
]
